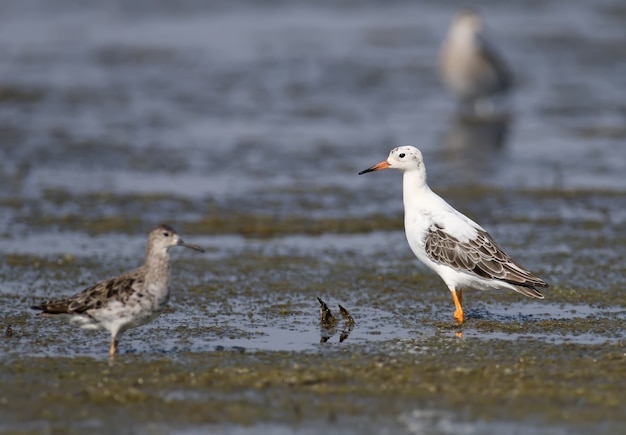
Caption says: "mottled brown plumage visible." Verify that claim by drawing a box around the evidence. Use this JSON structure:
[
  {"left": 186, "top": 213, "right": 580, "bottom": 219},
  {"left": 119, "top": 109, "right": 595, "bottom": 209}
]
[
  {"left": 31, "top": 224, "right": 204, "bottom": 357},
  {"left": 31, "top": 269, "right": 144, "bottom": 315}
]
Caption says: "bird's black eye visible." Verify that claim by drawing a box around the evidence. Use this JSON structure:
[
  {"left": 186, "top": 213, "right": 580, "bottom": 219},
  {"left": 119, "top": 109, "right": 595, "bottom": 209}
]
[
  {"left": 163, "top": 232, "right": 170, "bottom": 237},
  {"left": 399, "top": 153, "right": 405, "bottom": 158}
]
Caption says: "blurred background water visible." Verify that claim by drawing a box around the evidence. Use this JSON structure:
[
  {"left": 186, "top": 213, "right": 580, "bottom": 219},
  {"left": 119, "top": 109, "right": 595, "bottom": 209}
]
[{"left": 1, "top": 0, "right": 625, "bottom": 211}]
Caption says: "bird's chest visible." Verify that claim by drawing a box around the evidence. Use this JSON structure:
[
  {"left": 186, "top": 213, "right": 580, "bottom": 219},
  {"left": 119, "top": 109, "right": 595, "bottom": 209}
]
[
  {"left": 404, "top": 210, "right": 433, "bottom": 245},
  {"left": 132, "top": 282, "right": 170, "bottom": 312},
  {"left": 112, "top": 285, "right": 170, "bottom": 330}
]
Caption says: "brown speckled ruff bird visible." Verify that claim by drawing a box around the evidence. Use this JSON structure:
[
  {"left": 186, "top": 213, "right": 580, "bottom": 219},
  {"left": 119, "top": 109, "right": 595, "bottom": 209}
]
[{"left": 31, "top": 225, "right": 204, "bottom": 357}]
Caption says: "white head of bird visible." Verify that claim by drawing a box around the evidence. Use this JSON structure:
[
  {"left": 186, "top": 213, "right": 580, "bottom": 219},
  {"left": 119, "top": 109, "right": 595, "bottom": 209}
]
[{"left": 359, "top": 145, "right": 427, "bottom": 185}]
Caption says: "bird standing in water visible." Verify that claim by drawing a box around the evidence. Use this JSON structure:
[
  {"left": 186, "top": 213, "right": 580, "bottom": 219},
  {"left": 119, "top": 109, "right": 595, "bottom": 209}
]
[
  {"left": 31, "top": 224, "right": 204, "bottom": 356},
  {"left": 359, "top": 146, "right": 548, "bottom": 324}
]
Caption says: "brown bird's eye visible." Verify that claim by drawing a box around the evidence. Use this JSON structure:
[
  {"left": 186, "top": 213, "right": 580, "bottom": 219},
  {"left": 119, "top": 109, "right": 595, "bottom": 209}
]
[{"left": 163, "top": 232, "right": 170, "bottom": 237}]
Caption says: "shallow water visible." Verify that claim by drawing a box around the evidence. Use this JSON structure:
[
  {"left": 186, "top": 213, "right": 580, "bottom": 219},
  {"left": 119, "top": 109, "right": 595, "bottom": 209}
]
[{"left": 1, "top": 0, "right": 626, "bottom": 434}]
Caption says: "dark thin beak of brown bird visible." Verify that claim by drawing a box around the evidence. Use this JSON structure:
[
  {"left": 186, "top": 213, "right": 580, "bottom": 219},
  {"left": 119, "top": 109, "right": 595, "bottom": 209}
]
[
  {"left": 358, "top": 160, "right": 391, "bottom": 175},
  {"left": 178, "top": 239, "right": 205, "bottom": 252}
]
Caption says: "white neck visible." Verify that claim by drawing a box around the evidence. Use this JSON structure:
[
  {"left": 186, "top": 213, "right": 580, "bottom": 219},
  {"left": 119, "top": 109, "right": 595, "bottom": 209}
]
[{"left": 402, "top": 169, "right": 430, "bottom": 211}]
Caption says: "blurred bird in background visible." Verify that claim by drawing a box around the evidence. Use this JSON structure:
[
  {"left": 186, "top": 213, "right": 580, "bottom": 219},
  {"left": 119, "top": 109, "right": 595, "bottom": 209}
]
[{"left": 439, "top": 10, "right": 513, "bottom": 115}]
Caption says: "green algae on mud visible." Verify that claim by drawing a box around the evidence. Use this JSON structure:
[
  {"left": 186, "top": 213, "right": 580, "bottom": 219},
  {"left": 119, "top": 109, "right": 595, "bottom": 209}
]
[
  {"left": 2, "top": 252, "right": 625, "bottom": 432},
  {"left": 4, "top": 238, "right": 626, "bottom": 352},
  {"left": 0, "top": 339, "right": 625, "bottom": 433},
  {"left": 1, "top": 185, "right": 625, "bottom": 433},
  {"left": 6, "top": 187, "right": 625, "bottom": 239}
]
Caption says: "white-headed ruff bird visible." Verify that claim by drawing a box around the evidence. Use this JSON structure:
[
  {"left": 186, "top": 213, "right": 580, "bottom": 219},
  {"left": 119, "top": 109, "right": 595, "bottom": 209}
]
[
  {"left": 439, "top": 10, "right": 512, "bottom": 110},
  {"left": 31, "top": 224, "right": 204, "bottom": 356},
  {"left": 359, "top": 146, "right": 548, "bottom": 324}
]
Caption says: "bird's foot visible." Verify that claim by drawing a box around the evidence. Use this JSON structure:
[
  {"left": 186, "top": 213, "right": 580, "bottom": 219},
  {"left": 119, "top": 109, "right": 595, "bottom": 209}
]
[
  {"left": 451, "top": 289, "right": 465, "bottom": 324},
  {"left": 454, "top": 310, "right": 465, "bottom": 325}
]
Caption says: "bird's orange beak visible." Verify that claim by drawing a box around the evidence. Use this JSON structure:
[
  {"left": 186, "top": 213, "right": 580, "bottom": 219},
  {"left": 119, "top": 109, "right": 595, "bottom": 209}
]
[{"left": 358, "top": 160, "right": 391, "bottom": 175}]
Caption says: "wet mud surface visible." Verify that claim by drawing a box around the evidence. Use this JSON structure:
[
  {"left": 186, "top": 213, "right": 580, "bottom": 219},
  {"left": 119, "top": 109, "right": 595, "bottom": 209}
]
[{"left": 1, "top": 0, "right": 626, "bottom": 434}]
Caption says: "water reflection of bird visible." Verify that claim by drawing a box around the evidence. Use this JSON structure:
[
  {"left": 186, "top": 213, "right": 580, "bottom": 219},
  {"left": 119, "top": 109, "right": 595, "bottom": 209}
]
[
  {"left": 439, "top": 10, "right": 512, "bottom": 114},
  {"left": 440, "top": 112, "right": 511, "bottom": 182},
  {"left": 31, "top": 225, "right": 204, "bottom": 357},
  {"left": 359, "top": 146, "right": 548, "bottom": 324}
]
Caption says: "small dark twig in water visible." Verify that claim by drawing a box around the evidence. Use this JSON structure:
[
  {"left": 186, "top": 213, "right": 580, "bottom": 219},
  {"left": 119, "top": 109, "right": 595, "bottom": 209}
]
[
  {"left": 317, "top": 298, "right": 355, "bottom": 343},
  {"left": 317, "top": 297, "right": 336, "bottom": 326},
  {"left": 338, "top": 304, "right": 355, "bottom": 325}
]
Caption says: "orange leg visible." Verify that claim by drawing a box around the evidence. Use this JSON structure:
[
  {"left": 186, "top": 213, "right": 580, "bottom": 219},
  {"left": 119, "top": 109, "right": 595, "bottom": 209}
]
[
  {"left": 451, "top": 289, "right": 465, "bottom": 324},
  {"left": 109, "top": 337, "right": 118, "bottom": 358}
]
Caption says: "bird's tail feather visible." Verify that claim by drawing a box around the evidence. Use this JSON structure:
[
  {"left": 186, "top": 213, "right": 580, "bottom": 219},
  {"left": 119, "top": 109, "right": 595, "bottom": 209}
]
[{"left": 512, "top": 285, "right": 544, "bottom": 299}]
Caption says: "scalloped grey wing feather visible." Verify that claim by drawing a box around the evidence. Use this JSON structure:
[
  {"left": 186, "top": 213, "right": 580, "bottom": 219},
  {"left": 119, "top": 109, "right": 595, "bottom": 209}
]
[{"left": 424, "top": 225, "right": 548, "bottom": 296}]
